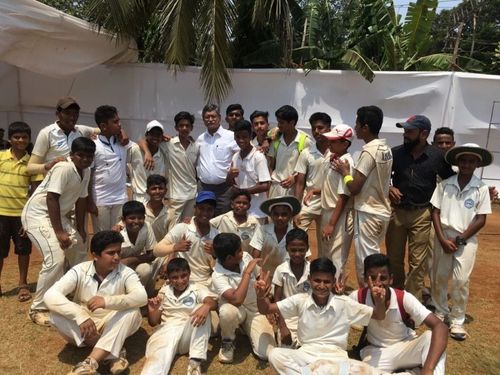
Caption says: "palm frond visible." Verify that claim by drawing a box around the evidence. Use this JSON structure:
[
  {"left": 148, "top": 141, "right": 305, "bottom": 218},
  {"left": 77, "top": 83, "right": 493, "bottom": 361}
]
[
  {"left": 408, "top": 53, "right": 453, "bottom": 70},
  {"left": 341, "top": 49, "right": 377, "bottom": 82},
  {"left": 401, "top": 0, "right": 437, "bottom": 57}
]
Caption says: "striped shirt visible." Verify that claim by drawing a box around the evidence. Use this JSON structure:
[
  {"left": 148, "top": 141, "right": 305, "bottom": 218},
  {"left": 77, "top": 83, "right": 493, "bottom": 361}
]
[{"left": 0, "top": 149, "right": 34, "bottom": 216}]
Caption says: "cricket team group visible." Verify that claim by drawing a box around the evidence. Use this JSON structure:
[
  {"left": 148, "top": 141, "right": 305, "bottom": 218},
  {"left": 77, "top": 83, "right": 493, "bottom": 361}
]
[{"left": 0, "top": 97, "right": 494, "bottom": 375}]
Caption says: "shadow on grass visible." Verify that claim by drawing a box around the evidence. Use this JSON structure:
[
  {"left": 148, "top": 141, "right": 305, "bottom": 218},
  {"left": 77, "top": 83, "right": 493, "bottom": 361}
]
[{"left": 1, "top": 281, "right": 37, "bottom": 297}]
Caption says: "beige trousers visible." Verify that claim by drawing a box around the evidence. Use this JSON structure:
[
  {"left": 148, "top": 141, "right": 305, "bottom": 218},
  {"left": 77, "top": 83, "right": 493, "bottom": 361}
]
[
  {"left": 168, "top": 198, "right": 195, "bottom": 231},
  {"left": 297, "top": 205, "right": 323, "bottom": 258},
  {"left": 91, "top": 204, "right": 123, "bottom": 233}
]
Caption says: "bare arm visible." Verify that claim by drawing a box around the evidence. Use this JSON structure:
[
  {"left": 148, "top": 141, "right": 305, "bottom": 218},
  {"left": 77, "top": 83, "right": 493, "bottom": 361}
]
[
  {"left": 245, "top": 182, "right": 270, "bottom": 195},
  {"left": 294, "top": 173, "right": 306, "bottom": 201},
  {"left": 461, "top": 214, "right": 486, "bottom": 241},
  {"left": 421, "top": 314, "right": 448, "bottom": 374},
  {"left": 221, "top": 258, "right": 260, "bottom": 307},
  {"left": 75, "top": 197, "right": 87, "bottom": 242},
  {"left": 47, "top": 192, "right": 71, "bottom": 249},
  {"left": 322, "top": 194, "right": 349, "bottom": 240}
]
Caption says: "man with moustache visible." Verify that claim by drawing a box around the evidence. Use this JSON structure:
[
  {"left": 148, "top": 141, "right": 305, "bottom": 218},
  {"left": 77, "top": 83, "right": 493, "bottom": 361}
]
[{"left": 386, "top": 116, "right": 454, "bottom": 301}]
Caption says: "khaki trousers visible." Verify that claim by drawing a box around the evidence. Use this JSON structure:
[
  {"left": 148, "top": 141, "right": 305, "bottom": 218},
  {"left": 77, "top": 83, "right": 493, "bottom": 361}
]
[
  {"left": 297, "top": 205, "right": 322, "bottom": 258},
  {"left": 385, "top": 207, "right": 432, "bottom": 299}
]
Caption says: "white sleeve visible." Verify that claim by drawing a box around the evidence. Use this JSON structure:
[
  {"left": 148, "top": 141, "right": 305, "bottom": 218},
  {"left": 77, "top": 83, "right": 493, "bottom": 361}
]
[
  {"left": 103, "top": 268, "right": 148, "bottom": 310},
  {"left": 476, "top": 185, "right": 492, "bottom": 215},
  {"left": 255, "top": 153, "right": 271, "bottom": 182},
  {"left": 31, "top": 128, "right": 50, "bottom": 158},
  {"left": 276, "top": 294, "right": 301, "bottom": 320},
  {"left": 403, "top": 292, "right": 432, "bottom": 327},
  {"left": 211, "top": 272, "right": 233, "bottom": 297},
  {"left": 343, "top": 297, "right": 373, "bottom": 327},
  {"left": 272, "top": 264, "right": 285, "bottom": 287},
  {"left": 294, "top": 150, "right": 309, "bottom": 175},
  {"left": 46, "top": 164, "right": 73, "bottom": 195},
  {"left": 430, "top": 181, "right": 444, "bottom": 209},
  {"left": 249, "top": 225, "right": 265, "bottom": 252},
  {"left": 145, "top": 224, "right": 157, "bottom": 252}
]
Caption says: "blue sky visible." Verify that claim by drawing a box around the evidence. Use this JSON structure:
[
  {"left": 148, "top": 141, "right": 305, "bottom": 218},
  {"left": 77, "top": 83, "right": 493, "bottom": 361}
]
[{"left": 394, "top": 0, "right": 462, "bottom": 19}]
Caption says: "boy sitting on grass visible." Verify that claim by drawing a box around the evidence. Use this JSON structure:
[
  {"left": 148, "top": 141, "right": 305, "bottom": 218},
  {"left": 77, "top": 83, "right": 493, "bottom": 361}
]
[
  {"left": 212, "top": 233, "right": 276, "bottom": 363},
  {"left": 141, "top": 258, "right": 217, "bottom": 375}
]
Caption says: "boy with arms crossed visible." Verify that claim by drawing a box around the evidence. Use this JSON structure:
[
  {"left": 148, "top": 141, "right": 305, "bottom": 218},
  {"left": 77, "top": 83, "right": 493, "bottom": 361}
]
[
  {"left": 22, "top": 137, "right": 95, "bottom": 326},
  {"left": 44, "top": 230, "right": 147, "bottom": 375}
]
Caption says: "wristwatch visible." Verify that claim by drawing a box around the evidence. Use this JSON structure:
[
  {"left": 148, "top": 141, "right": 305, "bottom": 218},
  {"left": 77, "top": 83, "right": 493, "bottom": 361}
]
[{"left": 455, "top": 236, "right": 467, "bottom": 246}]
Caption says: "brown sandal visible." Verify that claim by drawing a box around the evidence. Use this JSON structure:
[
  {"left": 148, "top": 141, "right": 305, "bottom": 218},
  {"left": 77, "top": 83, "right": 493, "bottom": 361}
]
[{"left": 18, "top": 285, "right": 31, "bottom": 302}]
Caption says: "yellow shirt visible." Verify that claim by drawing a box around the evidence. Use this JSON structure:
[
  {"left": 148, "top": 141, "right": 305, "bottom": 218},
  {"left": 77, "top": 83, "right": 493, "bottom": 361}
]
[{"left": 0, "top": 149, "right": 34, "bottom": 216}]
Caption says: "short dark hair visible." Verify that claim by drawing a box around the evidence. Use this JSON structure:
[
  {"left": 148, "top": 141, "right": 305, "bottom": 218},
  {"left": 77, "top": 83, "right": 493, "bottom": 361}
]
[
  {"left": 122, "top": 200, "right": 145, "bottom": 218},
  {"left": 231, "top": 188, "right": 252, "bottom": 202},
  {"left": 356, "top": 106, "right": 383, "bottom": 135},
  {"left": 363, "top": 253, "right": 391, "bottom": 276},
  {"left": 233, "top": 119, "right": 252, "bottom": 135},
  {"left": 226, "top": 104, "right": 244, "bottom": 116},
  {"left": 91, "top": 230, "right": 124, "bottom": 256},
  {"left": 147, "top": 174, "right": 167, "bottom": 189},
  {"left": 8, "top": 121, "right": 31, "bottom": 138},
  {"left": 310, "top": 257, "right": 336, "bottom": 276},
  {"left": 202, "top": 104, "right": 220, "bottom": 117},
  {"left": 309, "top": 112, "right": 332, "bottom": 127},
  {"left": 94, "top": 105, "right": 118, "bottom": 126},
  {"left": 434, "top": 127, "right": 454, "bottom": 139},
  {"left": 275, "top": 105, "right": 298, "bottom": 125},
  {"left": 213, "top": 233, "right": 241, "bottom": 263},
  {"left": 71, "top": 137, "right": 96, "bottom": 154},
  {"left": 166, "top": 257, "right": 191, "bottom": 274},
  {"left": 174, "top": 111, "right": 195, "bottom": 126},
  {"left": 286, "top": 228, "right": 309, "bottom": 247},
  {"left": 250, "top": 110, "right": 269, "bottom": 122}
]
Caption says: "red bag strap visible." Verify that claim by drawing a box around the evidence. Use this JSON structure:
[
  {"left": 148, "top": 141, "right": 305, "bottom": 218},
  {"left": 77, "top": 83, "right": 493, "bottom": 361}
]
[{"left": 394, "top": 288, "right": 415, "bottom": 329}]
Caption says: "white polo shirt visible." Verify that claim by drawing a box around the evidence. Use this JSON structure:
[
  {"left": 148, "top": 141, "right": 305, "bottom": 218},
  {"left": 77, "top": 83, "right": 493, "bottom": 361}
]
[
  {"left": 44, "top": 261, "right": 148, "bottom": 325},
  {"left": 158, "top": 282, "right": 216, "bottom": 326},
  {"left": 162, "top": 137, "right": 199, "bottom": 201},
  {"left": 32, "top": 123, "right": 97, "bottom": 162},
  {"left": 231, "top": 147, "right": 271, "bottom": 218},
  {"left": 157, "top": 218, "right": 219, "bottom": 285},
  {"left": 277, "top": 293, "right": 372, "bottom": 350},
  {"left": 249, "top": 223, "right": 294, "bottom": 274},
  {"left": 196, "top": 126, "right": 239, "bottom": 185},
  {"left": 128, "top": 144, "right": 168, "bottom": 201},
  {"left": 294, "top": 143, "right": 328, "bottom": 215},
  {"left": 349, "top": 287, "right": 431, "bottom": 348},
  {"left": 92, "top": 135, "right": 134, "bottom": 206},
  {"left": 210, "top": 211, "right": 260, "bottom": 254},
  {"left": 321, "top": 152, "right": 353, "bottom": 210},
  {"left": 272, "top": 260, "right": 311, "bottom": 298},
  {"left": 22, "top": 159, "right": 90, "bottom": 229},
  {"left": 145, "top": 204, "right": 172, "bottom": 242},
  {"left": 120, "top": 222, "right": 157, "bottom": 258},
  {"left": 430, "top": 174, "right": 491, "bottom": 234},
  {"left": 212, "top": 252, "right": 259, "bottom": 311}
]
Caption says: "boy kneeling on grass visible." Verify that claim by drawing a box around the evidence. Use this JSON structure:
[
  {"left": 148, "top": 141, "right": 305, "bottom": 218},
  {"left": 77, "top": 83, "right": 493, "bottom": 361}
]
[
  {"left": 141, "top": 258, "right": 217, "bottom": 375},
  {"left": 44, "top": 230, "right": 147, "bottom": 375}
]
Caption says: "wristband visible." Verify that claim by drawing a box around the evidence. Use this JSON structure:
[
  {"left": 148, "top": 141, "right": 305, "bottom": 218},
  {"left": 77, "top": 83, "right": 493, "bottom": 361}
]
[{"left": 343, "top": 175, "right": 354, "bottom": 185}]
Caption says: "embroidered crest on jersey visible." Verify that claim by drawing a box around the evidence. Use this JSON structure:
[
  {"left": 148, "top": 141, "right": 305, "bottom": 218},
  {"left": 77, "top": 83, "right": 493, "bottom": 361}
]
[
  {"left": 183, "top": 296, "right": 195, "bottom": 307},
  {"left": 303, "top": 282, "right": 310, "bottom": 292},
  {"left": 464, "top": 198, "right": 474, "bottom": 209}
]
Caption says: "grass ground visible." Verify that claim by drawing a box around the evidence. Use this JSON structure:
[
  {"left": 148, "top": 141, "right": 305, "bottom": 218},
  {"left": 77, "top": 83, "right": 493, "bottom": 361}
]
[{"left": 0, "top": 208, "right": 499, "bottom": 374}]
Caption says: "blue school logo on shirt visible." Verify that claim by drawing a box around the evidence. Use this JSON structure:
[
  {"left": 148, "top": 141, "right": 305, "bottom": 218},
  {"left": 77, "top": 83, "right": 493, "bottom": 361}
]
[
  {"left": 303, "top": 282, "right": 310, "bottom": 292},
  {"left": 464, "top": 198, "right": 475, "bottom": 209},
  {"left": 183, "top": 296, "right": 195, "bottom": 307}
]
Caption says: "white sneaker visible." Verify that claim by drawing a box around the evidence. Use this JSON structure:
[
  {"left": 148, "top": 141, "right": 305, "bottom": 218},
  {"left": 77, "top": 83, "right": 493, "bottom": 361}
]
[
  {"left": 187, "top": 359, "right": 202, "bottom": 375},
  {"left": 28, "top": 309, "right": 50, "bottom": 327},
  {"left": 218, "top": 339, "right": 235, "bottom": 363},
  {"left": 108, "top": 348, "right": 128, "bottom": 374},
  {"left": 67, "top": 357, "right": 99, "bottom": 375},
  {"left": 450, "top": 324, "right": 468, "bottom": 341}
]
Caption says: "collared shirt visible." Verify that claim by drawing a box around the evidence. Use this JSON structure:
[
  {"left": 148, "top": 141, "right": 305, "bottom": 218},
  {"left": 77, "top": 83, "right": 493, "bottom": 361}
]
[
  {"left": 22, "top": 159, "right": 90, "bottom": 228},
  {"left": 145, "top": 204, "right": 172, "bottom": 242},
  {"left": 277, "top": 293, "right": 372, "bottom": 350},
  {"left": 157, "top": 218, "right": 219, "bottom": 285},
  {"left": 430, "top": 174, "right": 491, "bottom": 233},
  {"left": 158, "top": 282, "right": 216, "bottom": 326},
  {"left": 31, "top": 122, "right": 97, "bottom": 162},
  {"left": 210, "top": 211, "right": 260, "bottom": 254},
  {"left": 294, "top": 143, "right": 328, "bottom": 214},
  {"left": 0, "top": 149, "right": 35, "bottom": 216},
  {"left": 92, "top": 135, "right": 134, "bottom": 206},
  {"left": 44, "top": 261, "right": 147, "bottom": 325},
  {"left": 212, "top": 252, "right": 259, "bottom": 311},
  {"left": 321, "top": 152, "right": 353, "bottom": 210},
  {"left": 231, "top": 147, "right": 271, "bottom": 218},
  {"left": 349, "top": 287, "right": 431, "bottom": 348},
  {"left": 196, "top": 126, "right": 238, "bottom": 185},
  {"left": 272, "top": 260, "right": 311, "bottom": 298},
  {"left": 249, "top": 223, "right": 294, "bottom": 275},
  {"left": 163, "top": 137, "right": 199, "bottom": 200},
  {"left": 354, "top": 138, "right": 393, "bottom": 218},
  {"left": 391, "top": 143, "right": 454, "bottom": 207},
  {"left": 120, "top": 222, "right": 156, "bottom": 258}
]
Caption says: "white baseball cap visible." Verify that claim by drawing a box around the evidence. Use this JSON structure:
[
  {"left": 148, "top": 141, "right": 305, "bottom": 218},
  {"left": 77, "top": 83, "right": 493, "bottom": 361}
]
[
  {"left": 146, "top": 120, "right": 164, "bottom": 133},
  {"left": 323, "top": 124, "right": 353, "bottom": 141}
]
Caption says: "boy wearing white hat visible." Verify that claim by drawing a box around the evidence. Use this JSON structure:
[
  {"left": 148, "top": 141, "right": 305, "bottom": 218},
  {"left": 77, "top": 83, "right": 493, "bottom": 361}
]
[{"left": 430, "top": 143, "right": 492, "bottom": 340}]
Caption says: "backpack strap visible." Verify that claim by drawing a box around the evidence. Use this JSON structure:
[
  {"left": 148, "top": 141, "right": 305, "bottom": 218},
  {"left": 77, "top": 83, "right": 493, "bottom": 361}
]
[
  {"left": 394, "top": 288, "right": 415, "bottom": 329},
  {"left": 357, "top": 287, "right": 369, "bottom": 304}
]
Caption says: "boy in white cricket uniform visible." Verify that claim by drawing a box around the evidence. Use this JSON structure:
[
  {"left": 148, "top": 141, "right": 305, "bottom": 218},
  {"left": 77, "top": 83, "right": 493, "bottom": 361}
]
[
  {"left": 44, "top": 230, "right": 147, "bottom": 375},
  {"left": 212, "top": 233, "right": 276, "bottom": 363},
  {"left": 144, "top": 174, "right": 172, "bottom": 242},
  {"left": 268, "top": 105, "right": 311, "bottom": 198},
  {"left": 351, "top": 254, "right": 448, "bottom": 375},
  {"left": 320, "top": 125, "right": 354, "bottom": 274},
  {"left": 332, "top": 106, "right": 392, "bottom": 286},
  {"left": 22, "top": 137, "right": 95, "bottom": 326},
  {"left": 430, "top": 143, "right": 492, "bottom": 340},
  {"left": 141, "top": 258, "right": 217, "bottom": 375},
  {"left": 294, "top": 113, "right": 331, "bottom": 257}
]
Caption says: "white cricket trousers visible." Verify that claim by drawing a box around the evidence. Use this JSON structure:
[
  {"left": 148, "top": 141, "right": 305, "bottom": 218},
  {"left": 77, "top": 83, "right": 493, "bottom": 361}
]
[
  {"left": 219, "top": 303, "right": 275, "bottom": 360},
  {"left": 361, "top": 331, "right": 446, "bottom": 375},
  {"left": 141, "top": 316, "right": 211, "bottom": 374},
  {"left": 168, "top": 198, "right": 195, "bottom": 230},
  {"left": 91, "top": 204, "right": 123, "bottom": 233},
  {"left": 50, "top": 308, "right": 142, "bottom": 359},
  {"left": 320, "top": 208, "right": 353, "bottom": 276}
]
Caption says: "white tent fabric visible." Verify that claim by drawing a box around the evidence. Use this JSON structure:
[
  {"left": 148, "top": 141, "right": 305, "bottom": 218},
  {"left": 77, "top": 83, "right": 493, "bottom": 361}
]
[{"left": 0, "top": 0, "right": 137, "bottom": 77}]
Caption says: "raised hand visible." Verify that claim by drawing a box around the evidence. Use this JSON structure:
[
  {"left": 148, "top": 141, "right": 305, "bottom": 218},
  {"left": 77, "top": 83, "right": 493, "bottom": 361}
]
[
  {"left": 334, "top": 271, "right": 349, "bottom": 295},
  {"left": 331, "top": 158, "right": 350, "bottom": 176},
  {"left": 368, "top": 274, "right": 386, "bottom": 306},
  {"left": 147, "top": 296, "right": 162, "bottom": 312}
]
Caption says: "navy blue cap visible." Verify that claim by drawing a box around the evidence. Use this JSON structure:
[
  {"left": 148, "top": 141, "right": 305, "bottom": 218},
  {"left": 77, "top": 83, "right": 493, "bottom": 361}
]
[
  {"left": 196, "top": 190, "right": 217, "bottom": 205},
  {"left": 396, "top": 115, "right": 431, "bottom": 131}
]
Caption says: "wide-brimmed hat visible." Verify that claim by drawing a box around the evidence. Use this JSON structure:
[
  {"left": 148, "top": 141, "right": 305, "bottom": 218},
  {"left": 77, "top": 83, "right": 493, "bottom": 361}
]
[
  {"left": 260, "top": 195, "right": 301, "bottom": 216},
  {"left": 445, "top": 143, "right": 493, "bottom": 167}
]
